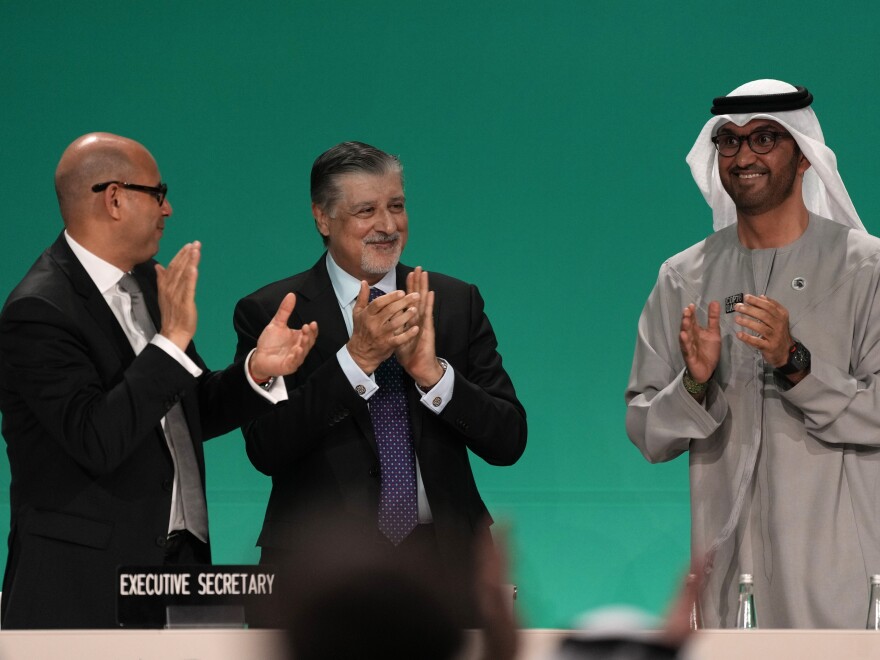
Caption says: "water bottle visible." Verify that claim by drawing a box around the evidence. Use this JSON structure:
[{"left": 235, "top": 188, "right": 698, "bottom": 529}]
[
  {"left": 867, "top": 574, "right": 880, "bottom": 629},
  {"left": 735, "top": 573, "right": 758, "bottom": 629},
  {"left": 687, "top": 573, "right": 703, "bottom": 630}
]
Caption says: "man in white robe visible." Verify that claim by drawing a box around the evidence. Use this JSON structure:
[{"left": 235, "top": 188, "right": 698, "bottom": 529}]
[{"left": 625, "top": 79, "right": 880, "bottom": 628}]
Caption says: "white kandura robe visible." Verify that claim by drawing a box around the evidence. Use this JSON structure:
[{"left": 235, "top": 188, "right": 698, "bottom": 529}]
[{"left": 626, "top": 214, "right": 880, "bottom": 628}]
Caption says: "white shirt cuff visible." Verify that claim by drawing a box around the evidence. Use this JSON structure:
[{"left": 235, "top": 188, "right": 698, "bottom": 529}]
[
  {"left": 417, "top": 358, "right": 454, "bottom": 414},
  {"left": 243, "top": 349, "right": 288, "bottom": 403},
  {"left": 337, "top": 345, "right": 379, "bottom": 400},
  {"left": 151, "top": 334, "right": 203, "bottom": 378}
]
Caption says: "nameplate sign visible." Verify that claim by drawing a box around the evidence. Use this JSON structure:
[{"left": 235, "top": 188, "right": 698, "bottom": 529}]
[{"left": 117, "top": 565, "right": 278, "bottom": 628}]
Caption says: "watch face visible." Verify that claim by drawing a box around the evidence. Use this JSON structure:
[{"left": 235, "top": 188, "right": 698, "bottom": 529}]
[
  {"left": 792, "top": 343, "right": 811, "bottom": 371},
  {"left": 779, "top": 341, "right": 810, "bottom": 374}
]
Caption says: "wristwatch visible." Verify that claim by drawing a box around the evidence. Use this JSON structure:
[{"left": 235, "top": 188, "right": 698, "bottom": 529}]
[
  {"left": 776, "top": 340, "right": 811, "bottom": 375},
  {"left": 417, "top": 358, "right": 448, "bottom": 393},
  {"left": 682, "top": 369, "right": 708, "bottom": 396}
]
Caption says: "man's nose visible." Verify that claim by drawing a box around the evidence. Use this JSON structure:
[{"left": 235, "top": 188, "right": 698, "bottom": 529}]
[
  {"left": 735, "top": 141, "right": 759, "bottom": 166},
  {"left": 374, "top": 207, "right": 395, "bottom": 232}
]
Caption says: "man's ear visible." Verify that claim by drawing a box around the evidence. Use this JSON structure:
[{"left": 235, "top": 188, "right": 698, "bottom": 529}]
[
  {"left": 104, "top": 184, "right": 124, "bottom": 219},
  {"left": 312, "top": 202, "right": 331, "bottom": 238},
  {"left": 798, "top": 152, "right": 812, "bottom": 176}
]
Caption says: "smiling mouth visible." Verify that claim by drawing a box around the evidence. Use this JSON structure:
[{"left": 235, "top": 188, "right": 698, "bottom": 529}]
[
  {"left": 364, "top": 234, "right": 399, "bottom": 248},
  {"left": 733, "top": 171, "right": 766, "bottom": 179},
  {"left": 367, "top": 241, "right": 397, "bottom": 251}
]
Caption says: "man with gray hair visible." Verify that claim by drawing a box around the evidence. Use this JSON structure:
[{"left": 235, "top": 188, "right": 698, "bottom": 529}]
[
  {"left": 626, "top": 80, "right": 880, "bottom": 628},
  {"left": 233, "top": 141, "right": 526, "bottom": 623}
]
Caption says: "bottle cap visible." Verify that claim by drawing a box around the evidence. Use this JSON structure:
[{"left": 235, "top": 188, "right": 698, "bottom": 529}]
[
  {"left": 739, "top": 573, "right": 754, "bottom": 584},
  {"left": 871, "top": 574, "right": 880, "bottom": 585}
]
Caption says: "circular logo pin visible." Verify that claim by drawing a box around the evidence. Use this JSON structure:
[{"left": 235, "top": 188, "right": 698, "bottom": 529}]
[{"left": 791, "top": 277, "right": 806, "bottom": 291}]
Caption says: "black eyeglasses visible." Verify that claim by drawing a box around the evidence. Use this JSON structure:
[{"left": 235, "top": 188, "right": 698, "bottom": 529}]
[
  {"left": 711, "top": 130, "right": 794, "bottom": 157},
  {"left": 91, "top": 181, "right": 168, "bottom": 206}
]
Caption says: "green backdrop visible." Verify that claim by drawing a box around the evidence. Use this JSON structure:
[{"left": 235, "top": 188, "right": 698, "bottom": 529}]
[{"left": 3, "top": 0, "right": 879, "bottom": 628}]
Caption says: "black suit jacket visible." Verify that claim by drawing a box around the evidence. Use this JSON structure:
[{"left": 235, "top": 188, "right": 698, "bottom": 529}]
[
  {"left": 0, "top": 234, "right": 271, "bottom": 629},
  {"left": 233, "top": 255, "right": 526, "bottom": 571}
]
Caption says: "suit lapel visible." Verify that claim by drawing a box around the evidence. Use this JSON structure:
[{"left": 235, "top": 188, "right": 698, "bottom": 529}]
[
  {"left": 48, "top": 235, "right": 135, "bottom": 365},
  {"left": 294, "top": 257, "right": 350, "bottom": 363},
  {"left": 296, "top": 256, "right": 375, "bottom": 447},
  {"left": 51, "top": 237, "right": 199, "bottom": 459}
]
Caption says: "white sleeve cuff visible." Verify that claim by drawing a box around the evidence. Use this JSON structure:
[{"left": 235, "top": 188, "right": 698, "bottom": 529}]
[
  {"left": 150, "top": 334, "right": 203, "bottom": 378},
  {"left": 337, "top": 345, "right": 378, "bottom": 400},
  {"left": 244, "top": 349, "right": 288, "bottom": 403},
  {"left": 418, "top": 358, "right": 454, "bottom": 414}
]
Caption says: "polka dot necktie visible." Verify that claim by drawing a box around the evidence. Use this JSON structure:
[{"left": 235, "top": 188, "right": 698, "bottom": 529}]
[{"left": 368, "top": 287, "right": 419, "bottom": 545}]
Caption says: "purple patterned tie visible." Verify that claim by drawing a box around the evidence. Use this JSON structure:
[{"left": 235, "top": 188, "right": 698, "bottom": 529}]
[{"left": 368, "top": 287, "right": 419, "bottom": 545}]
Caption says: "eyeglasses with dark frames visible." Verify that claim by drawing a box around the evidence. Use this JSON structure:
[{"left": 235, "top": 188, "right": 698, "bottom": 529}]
[
  {"left": 91, "top": 181, "right": 168, "bottom": 206},
  {"left": 711, "top": 130, "right": 794, "bottom": 158}
]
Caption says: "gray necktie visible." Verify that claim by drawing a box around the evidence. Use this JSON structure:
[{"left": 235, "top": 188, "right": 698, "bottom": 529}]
[{"left": 118, "top": 274, "right": 209, "bottom": 542}]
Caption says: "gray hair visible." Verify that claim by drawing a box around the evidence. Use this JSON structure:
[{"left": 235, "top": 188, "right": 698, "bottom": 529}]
[{"left": 310, "top": 141, "right": 403, "bottom": 219}]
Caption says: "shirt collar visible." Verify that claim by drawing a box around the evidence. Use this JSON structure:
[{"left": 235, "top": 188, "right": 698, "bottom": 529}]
[
  {"left": 325, "top": 252, "right": 398, "bottom": 307},
  {"left": 64, "top": 231, "right": 127, "bottom": 295}
]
